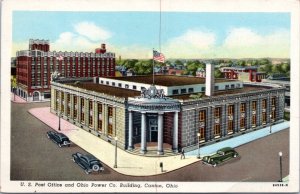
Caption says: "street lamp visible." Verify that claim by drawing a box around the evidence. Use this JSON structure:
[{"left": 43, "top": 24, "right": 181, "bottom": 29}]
[
  {"left": 114, "top": 136, "right": 118, "bottom": 168},
  {"left": 269, "top": 114, "right": 272, "bottom": 133},
  {"left": 197, "top": 132, "right": 200, "bottom": 159},
  {"left": 58, "top": 112, "right": 61, "bottom": 131},
  {"left": 279, "top": 151, "right": 283, "bottom": 182}
]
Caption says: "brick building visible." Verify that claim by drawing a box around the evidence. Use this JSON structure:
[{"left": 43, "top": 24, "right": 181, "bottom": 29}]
[
  {"left": 50, "top": 65, "right": 285, "bottom": 155},
  {"left": 220, "top": 66, "right": 267, "bottom": 82},
  {"left": 16, "top": 39, "right": 116, "bottom": 101}
]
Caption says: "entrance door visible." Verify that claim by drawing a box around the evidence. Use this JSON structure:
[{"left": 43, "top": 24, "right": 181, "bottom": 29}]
[
  {"left": 149, "top": 118, "right": 158, "bottom": 142},
  {"left": 150, "top": 126, "right": 158, "bottom": 142},
  {"left": 33, "top": 92, "right": 39, "bottom": 101}
]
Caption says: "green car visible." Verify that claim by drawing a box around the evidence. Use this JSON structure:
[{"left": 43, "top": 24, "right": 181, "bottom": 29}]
[{"left": 202, "top": 147, "right": 239, "bottom": 167}]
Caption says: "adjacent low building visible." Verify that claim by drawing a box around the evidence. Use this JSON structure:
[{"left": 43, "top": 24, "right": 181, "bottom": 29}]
[{"left": 50, "top": 64, "right": 285, "bottom": 155}]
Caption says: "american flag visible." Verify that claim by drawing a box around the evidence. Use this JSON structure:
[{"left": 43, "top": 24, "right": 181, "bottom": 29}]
[
  {"left": 56, "top": 55, "right": 64, "bottom": 61},
  {"left": 153, "top": 50, "right": 165, "bottom": 63}
]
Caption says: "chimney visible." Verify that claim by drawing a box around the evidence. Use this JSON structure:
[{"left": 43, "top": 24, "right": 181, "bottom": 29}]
[{"left": 205, "top": 63, "right": 214, "bottom": 96}]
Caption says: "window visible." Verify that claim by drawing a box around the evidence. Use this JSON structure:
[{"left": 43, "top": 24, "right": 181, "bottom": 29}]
[
  {"left": 108, "top": 106, "right": 113, "bottom": 136},
  {"left": 240, "top": 103, "right": 246, "bottom": 113},
  {"left": 199, "top": 127, "right": 205, "bottom": 141},
  {"left": 228, "top": 120, "right": 233, "bottom": 134},
  {"left": 252, "top": 101, "right": 257, "bottom": 110},
  {"left": 188, "top": 88, "right": 194, "bottom": 93},
  {"left": 133, "top": 85, "right": 137, "bottom": 90},
  {"left": 271, "top": 97, "right": 276, "bottom": 106},
  {"left": 199, "top": 110, "right": 206, "bottom": 121},
  {"left": 225, "top": 85, "right": 229, "bottom": 90},
  {"left": 181, "top": 88, "right": 186, "bottom": 94},
  {"left": 100, "top": 80, "right": 103, "bottom": 84},
  {"left": 112, "top": 82, "right": 115, "bottom": 86},
  {"left": 67, "top": 94, "right": 70, "bottom": 116},
  {"left": 108, "top": 106, "right": 113, "bottom": 117},
  {"left": 215, "top": 107, "right": 221, "bottom": 118},
  {"left": 74, "top": 96, "right": 78, "bottom": 119},
  {"left": 106, "top": 81, "right": 109, "bottom": 85},
  {"left": 118, "top": 83, "right": 122, "bottom": 87},
  {"left": 55, "top": 90, "right": 59, "bottom": 111},
  {"left": 89, "top": 101, "right": 93, "bottom": 127},
  {"left": 228, "top": 105, "right": 234, "bottom": 115},
  {"left": 108, "top": 124, "right": 113, "bottom": 136},
  {"left": 252, "top": 115, "right": 256, "bottom": 127},
  {"left": 98, "top": 103, "right": 102, "bottom": 132},
  {"left": 214, "top": 86, "right": 219, "bottom": 90},
  {"left": 125, "top": 84, "right": 129, "bottom": 89},
  {"left": 80, "top": 98, "right": 84, "bottom": 123},
  {"left": 240, "top": 117, "right": 245, "bottom": 129},
  {"left": 61, "top": 92, "right": 64, "bottom": 113},
  {"left": 214, "top": 124, "right": 220, "bottom": 137},
  {"left": 262, "top": 112, "right": 267, "bottom": 124},
  {"left": 231, "top": 84, "right": 235, "bottom": 89},
  {"left": 262, "top": 99, "right": 267, "bottom": 109},
  {"left": 172, "top": 89, "right": 179, "bottom": 95}
]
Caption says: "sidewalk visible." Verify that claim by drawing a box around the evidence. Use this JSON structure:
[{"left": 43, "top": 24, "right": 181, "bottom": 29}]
[
  {"left": 11, "top": 93, "right": 27, "bottom": 103},
  {"left": 28, "top": 106, "right": 289, "bottom": 176},
  {"left": 28, "top": 107, "right": 198, "bottom": 176}
]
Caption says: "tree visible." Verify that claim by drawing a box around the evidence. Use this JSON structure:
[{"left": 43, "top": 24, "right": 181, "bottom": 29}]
[{"left": 214, "top": 69, "right": 223, "bottom": 78}]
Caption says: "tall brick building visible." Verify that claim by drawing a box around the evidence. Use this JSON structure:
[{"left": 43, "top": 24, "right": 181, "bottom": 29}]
[
  {"left": 50, "top": 68, "right": 285, "bottom": 155},
  {"left": 16, "top": 39, "right": 116, "bottom": 101}
]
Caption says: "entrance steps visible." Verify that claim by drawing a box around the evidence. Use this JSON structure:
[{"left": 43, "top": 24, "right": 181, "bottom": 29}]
[{"left": 127, "top": 143, "right": 179, "bottom": 157}]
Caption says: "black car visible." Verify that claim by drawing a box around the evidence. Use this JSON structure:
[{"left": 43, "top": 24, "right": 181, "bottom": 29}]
[
  {"left": 46, "top": 131, "right": 71, "bottom": 147},
  {"left": 72, "top": 152, "right": 104, "bottom": 174},
  {"left": 202, "top": 147, "right": 239, "bottom": 167}
]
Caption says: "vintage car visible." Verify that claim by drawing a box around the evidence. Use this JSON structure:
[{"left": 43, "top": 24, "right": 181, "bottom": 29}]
[
  {"left": 46, "top": 131, "right": 71, "bottom": 147},
  {"left": 72, "top": 152, "right": 104, "bottom": 174},
  {"left": 202, "top": 147, "right": 239, "bottom": 167}
]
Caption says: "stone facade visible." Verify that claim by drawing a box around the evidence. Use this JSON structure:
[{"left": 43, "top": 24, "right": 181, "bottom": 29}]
[
  {"left": 51, "top": 82, "right": 127, "bottom": 149},
  {"left": 180, "top": 86, "right": 285, "bottom": 151},
  {"left": 50, "top": 79, "right": 285, "bottom": 155}
]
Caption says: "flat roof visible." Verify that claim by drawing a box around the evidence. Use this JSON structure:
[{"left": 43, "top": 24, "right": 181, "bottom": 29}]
[
  {"left": 103, "top": 75, "right": 237, "bottom": 86},
  {"left": 67, "top": 82, "right": 140, "bottom": 98},
  {"left": 173, "top": 86, "right": 271, "bottom": 100},
  {"left": 66, "top": 81, "right": 271, "bottom": 100}
]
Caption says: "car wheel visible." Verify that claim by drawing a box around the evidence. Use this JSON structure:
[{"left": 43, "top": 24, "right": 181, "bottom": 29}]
[
  {"left": 85, "top": 169, "right": 90, "bottom": 175},
  {"left": 212, "top": 163, "right": 217, "bottom": 167},
  {"left": 92, "top": 165, "right": 100, "bottom": 172},
  {"left": 72, "top": 157, "right": 76, "bottom": 163},
  {"left": 233, "top": 154, "right": 237, "bottom": 158},
  {"left": 58, "top": 143, "right": 62, "bottom": 148},
  {"left": 47, "top": 134, "right": 50, "bottom": 139}
]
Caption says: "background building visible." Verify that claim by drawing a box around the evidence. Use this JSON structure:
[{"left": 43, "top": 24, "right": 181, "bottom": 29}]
[
  {"left": 16, "top": 39, "right": 116, "bottom": 101},
  {"left": 220, "top": 66, "right": 267, "bottom": 82}
]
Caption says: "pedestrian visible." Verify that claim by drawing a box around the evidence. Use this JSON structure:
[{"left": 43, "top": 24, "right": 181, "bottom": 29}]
[{"left": 181, "top": 148, "right": 185, "bottom": 159}]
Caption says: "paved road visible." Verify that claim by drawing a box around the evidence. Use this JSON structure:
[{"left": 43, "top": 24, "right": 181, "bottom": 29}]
[{"left": 11, "top": 102, "right": 289, "bottom": 181}]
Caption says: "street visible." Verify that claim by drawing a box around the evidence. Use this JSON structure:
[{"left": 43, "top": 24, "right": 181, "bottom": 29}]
[{"left": 11, "top": 101, "right": 289, "bottom": 181}]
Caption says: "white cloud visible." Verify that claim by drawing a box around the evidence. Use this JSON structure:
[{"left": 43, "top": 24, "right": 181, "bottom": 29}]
[
  {"left": 220, "top": 28, "right": 290, "bottom": 58},
  {"left": 73, "top": 22, "right": 111, "bottom": 41},
  {"left": 163, "top": 29, "right": 216, "bottom": 58}
]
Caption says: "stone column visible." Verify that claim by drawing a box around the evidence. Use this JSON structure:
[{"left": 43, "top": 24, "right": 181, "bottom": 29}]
[
  {"left": 140, "top": 112, "right": 147, "bottom": 154},
  {"left": 157, "top": 112, "right": 164, "bottom": 155},
  {"left": 128, "top": 110, "right": 133, "bottom": 150},
  {"left": 172, "top": 111, "right": 178, "bottom": 153}
]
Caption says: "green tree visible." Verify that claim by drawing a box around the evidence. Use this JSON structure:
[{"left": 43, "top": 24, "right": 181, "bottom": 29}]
[{"left": 214, "top": 69, "right": 223, "bottom": 78}]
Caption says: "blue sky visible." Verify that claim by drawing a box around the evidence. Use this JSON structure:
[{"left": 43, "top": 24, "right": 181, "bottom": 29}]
[{"left": 12, "top": 11, "right": 290, "bottom": 59}]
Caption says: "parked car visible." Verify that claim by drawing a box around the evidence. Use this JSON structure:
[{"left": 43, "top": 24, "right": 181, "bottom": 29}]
[
  {"left": 72, "top": 152, "right": 104, "bottom": 174},
  {"left": 46, "top": 131, "right": 71, "bottom": 147},
  {"left": 202, "top": 147, "right": 239, "bottom": 167}
]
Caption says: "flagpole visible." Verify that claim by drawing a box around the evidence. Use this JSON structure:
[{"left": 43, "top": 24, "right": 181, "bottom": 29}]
[{"left": 152, "top": 48, "right": 155, "bottom": 85}]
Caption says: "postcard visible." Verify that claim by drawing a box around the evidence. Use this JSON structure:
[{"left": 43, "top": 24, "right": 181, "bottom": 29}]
[{"left": 1, "top": 0, "right": 299, "bottom": 193}]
